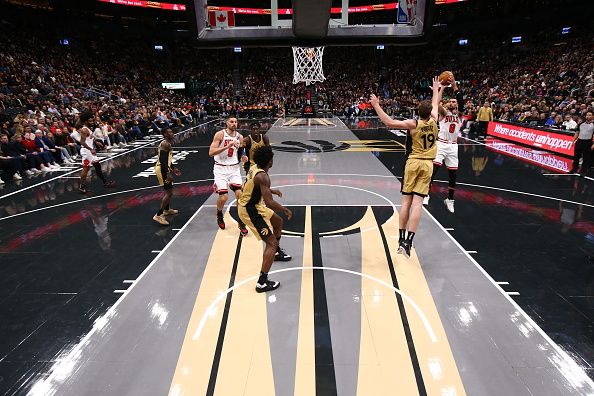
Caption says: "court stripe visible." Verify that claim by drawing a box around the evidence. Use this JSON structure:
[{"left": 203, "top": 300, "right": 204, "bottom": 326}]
[
  {"left": 375, "top": 209, "right": 427, "bottom": 396},
  {"left": 381, "top": 211, "right": 466, "bottom": 395},
  {"left": 294, "top": 206, "right": 316, "bottom": 396},
  {"left": 206, "top": 235, "right": 243, "bottom": 396},
  {"left": 357, "top": 207, "right": 419, "bottom": 395},
  {"left": 168, "top": 211, "right": 242, "bottom": 396},
  {"left": 213, "top": 232, "right": 275, "bottom": 396},
  {"left": 311, "top": 208, "right": 338, "bottom": 396}
]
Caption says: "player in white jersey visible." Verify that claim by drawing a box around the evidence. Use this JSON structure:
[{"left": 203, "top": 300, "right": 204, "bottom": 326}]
[
  {"left": 209, "top": 117, "right": 249, "bottom": 235},
  {"left": 77, "top": 110, "right": 115, "bottom": 194},
  {"left": 425, "top": 78, "right": 463, "bottom": 213}
]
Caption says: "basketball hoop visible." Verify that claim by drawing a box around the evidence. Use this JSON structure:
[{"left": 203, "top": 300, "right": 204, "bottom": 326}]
[{"left": 292, "top": 46, "right": 325, "bottom": 86}]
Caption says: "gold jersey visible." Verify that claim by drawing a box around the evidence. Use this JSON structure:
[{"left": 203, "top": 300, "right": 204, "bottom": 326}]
[
  {"left": 409, "top": 118, "right": 439, "bottom": 160},
  {"left": 248, "top": 135, "right": 267, "bottom": 166},
  {"left": 155, "top": 141, "right": 173, "bottom": 170},
  {"left": 238, "top": 165, "right": 266, "bottom": 209}
]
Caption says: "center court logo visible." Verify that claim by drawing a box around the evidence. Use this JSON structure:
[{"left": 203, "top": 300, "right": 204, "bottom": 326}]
[{"left": 273, "top": 140, "right": 403, "bottom": 153}]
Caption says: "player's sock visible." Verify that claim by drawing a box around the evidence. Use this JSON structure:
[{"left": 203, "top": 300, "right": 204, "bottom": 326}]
[
  {"left": 165, "top": 204, "right": 170, "bottom": 210},
  {"left": 448, "top": 189, "right": 455, "bottom": 200},
  {"left": 257, "top": 272, "right": 268, "bottom": 284},
  {"left": 406, "top": 231, "right": 415, "bottom": 244},
  {"left": 157, "top": 208, "right": 164, "bottom": 216},
  {"left": 399, "top": 229, "right": 406, "bottom": 243}
]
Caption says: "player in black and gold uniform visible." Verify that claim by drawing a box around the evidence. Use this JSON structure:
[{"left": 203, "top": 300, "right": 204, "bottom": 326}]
[
  {"left": 370, "top": 76, "right": 443, "bottom": 257},
  {"left": 153, "top": 128, "right": 181, "bottom": 226},
  {"left": 242, "top": 122, "right": 270, "bottom": 174},
  {"left": 238, "top": 146, "right": 292, "bottom": 293}
]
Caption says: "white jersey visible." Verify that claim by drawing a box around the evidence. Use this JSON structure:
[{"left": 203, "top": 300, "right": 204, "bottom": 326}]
[
  {"left": 80, "top": 126, "right": 95, "bottom": 152},
  {"left": 438, "top": 112, "right": 462, "bottom": 144},
  {"left": 213, "top": 129, "right": 241, "bottom": 166},
  {"left": 80, "top": 126, "right": 100, "bottom": 166}
]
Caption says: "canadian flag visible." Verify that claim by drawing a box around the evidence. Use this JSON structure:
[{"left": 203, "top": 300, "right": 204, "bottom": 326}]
[{"left": 209, "top": 10, "right": 235, "bottom": 28}]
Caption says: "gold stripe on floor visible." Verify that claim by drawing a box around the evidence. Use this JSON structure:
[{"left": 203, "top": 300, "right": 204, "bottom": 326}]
[
  {"left": 215, "top": 230, "right": 275, "bottom": 396},
  {"left": 383, "top": 215, "right": 467, "bottom": 396},
  {"left": 294, "top": 206, "right": 316, "bottom": 396},
  {"left": 357, "top": 207, "right": 419, "bottom": 395},
  {"left": 168, "top": 212, "right": 242, "bottom": 396}
]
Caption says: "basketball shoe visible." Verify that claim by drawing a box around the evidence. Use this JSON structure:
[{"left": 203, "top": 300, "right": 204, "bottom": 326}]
[
  {"left": 255, "top": 279, "right": 280, "bottom": 293},
  {"left": 275, "top": 247, "right": 292, "bottom": 261},
  {"left": 398, "top": 240, "right": 412, "bottom": 259},
  {"left": 444, "top": 199, "right": 455, "bottom": 213},
  {"left": 217, "top": 211, "right": 225, "bottom": 230}
]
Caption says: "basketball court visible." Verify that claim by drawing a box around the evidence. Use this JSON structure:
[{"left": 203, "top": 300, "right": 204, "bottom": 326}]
[{"left": 1, "top": 1, "right": 593, "bottom": 395}]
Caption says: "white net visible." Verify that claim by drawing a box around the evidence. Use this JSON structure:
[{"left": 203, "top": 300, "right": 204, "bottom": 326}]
[{"left": 292, "top": 46, "right": 325, "bottom": 85}]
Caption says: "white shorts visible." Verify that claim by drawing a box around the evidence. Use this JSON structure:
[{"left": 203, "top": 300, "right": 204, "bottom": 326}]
[
  {"left": 433, "top": 143, "right": 459, "bottom": 170},
  {"left": 213, "top": 164, "right": 243, "bottom": 194},
  {"left": 81, "top": 149, "right": 100, "bottom": 167}
]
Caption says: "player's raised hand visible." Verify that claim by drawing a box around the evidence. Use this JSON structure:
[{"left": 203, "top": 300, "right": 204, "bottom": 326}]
[
  {"left": 173, "top": 168, "right": 181, "bottom": 176},
  {"left": 369, "top": 94, "right": 380, "bottom": 108},
  {"left": 432, "top": 76, "right": 441, "bottom": 91},
  {"left": 241, "top": 155, "right": 248, "bottom": 164},
  {"left": 271, "top": 189, "right": 283, "bottom": 198}
]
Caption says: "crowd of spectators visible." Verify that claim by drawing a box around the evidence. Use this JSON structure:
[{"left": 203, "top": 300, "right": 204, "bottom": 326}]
[{"left": 1, "top": 14, "right": 593, "bottom": 182}]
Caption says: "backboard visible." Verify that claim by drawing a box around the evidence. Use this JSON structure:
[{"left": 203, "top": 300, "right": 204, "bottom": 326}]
[{"left": 194, "top": 0, "right": 432, "bottom": 47}]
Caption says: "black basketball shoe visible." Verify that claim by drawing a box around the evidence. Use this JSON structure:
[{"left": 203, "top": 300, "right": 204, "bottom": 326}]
[
  {"left": 217, "top": 212, "right": 225, "bottom": 230},
  {"left": 274, "top": 247, "right": 292, "bottom": 261},
  {"left": 398, "top": 240, "right": 412, "bottom": 259},
  {"left": 255, "top": 279, "right": 280, "bottom": 293}
]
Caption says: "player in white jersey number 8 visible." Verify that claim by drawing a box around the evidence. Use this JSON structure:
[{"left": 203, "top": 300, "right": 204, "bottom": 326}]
[
  {"left": 426, "top": 76, "right": 463, "bottom": 214},
  {"left": 209, "top": 117, "right": 249, "bottom": 236}
]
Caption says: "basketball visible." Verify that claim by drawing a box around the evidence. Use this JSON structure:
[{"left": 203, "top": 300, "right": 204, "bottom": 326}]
[{"left": 439, "top": 71, "right": 454, "bottom": 86}]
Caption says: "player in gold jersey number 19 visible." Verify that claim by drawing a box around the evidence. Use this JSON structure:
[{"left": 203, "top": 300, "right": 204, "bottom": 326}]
[{"left": 370, "top": 76, "right": 443, "bottom": 258}]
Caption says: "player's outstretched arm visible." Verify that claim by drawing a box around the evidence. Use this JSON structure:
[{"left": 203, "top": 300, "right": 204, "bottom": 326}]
[
  {"left": 431, "top": 77, "right": 442, "bottom": 121},
  {"left": 370, "top": 94, "right": 417, "bottom": 130},
  {"left": 256, "top": 172, "right": 292, "bottom": 219}
]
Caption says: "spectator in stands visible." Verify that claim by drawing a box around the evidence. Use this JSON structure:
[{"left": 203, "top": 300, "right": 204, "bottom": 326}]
[
  {"left": 563, "top": 115, "right": 578, "bottom": 131},
  {"left": 34, "top": 129, "right": 62, "bottom": 165},
  {"left": 25, "top": 132, "right": 58, "bottom": 170},
  {"left": 11, "top": 134, "right": 43, "bottom": 174},
  {"left": 47, "top": 132, "right": 75, "bottom": 163},
  {"left": 0, "top": 133, "right": 25, "bottom": 181},
  {"left": 477, "top": 101, "right": 493, "bottom": 140},
  {"left": 54, "top": 128, "right": 79, "bottom": 158}
]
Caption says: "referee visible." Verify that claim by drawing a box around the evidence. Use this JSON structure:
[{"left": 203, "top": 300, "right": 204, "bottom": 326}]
[{"left": 571, "top": 111, "right": 594, "bottom": 175}]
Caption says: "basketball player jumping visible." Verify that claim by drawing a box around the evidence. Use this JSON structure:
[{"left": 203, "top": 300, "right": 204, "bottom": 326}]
[
  {"left": 238, "top": 146, "right": 292, "bottom": 293},
  {"left": 209, "top": 117, "right": 249, "bottom": 236},
  {"left": 77, "top": 110, "right": 115, "bottom": 194},
  {"left": 243, "top": 122, "right": 270, "bottom": 174},
  {"left": 370, "top": 76, "right": 443, "bottom": 258},
  {"left": 426, "top": 76, "right": 463, "bottom": 213},
  {"left": 153, "top": 128, "right": 181, "bottom": 226}
]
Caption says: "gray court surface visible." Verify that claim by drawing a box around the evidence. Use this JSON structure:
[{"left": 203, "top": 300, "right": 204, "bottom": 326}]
[{"left": 29, "top": 118, "right": 594, "bottom": 396}]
